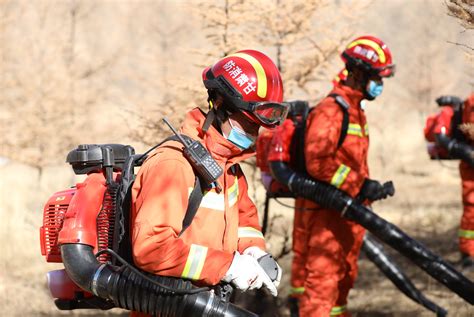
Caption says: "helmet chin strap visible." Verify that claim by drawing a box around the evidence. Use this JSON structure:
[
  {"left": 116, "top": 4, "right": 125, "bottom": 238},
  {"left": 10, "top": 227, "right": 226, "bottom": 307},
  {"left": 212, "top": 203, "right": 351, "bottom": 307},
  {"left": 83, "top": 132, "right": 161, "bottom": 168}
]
[
  {"left": 202, "top": 97, "right": 229, "bottom": 134},
  {"left": 355, "top": 70, "right": 374, "bottom": 101}
]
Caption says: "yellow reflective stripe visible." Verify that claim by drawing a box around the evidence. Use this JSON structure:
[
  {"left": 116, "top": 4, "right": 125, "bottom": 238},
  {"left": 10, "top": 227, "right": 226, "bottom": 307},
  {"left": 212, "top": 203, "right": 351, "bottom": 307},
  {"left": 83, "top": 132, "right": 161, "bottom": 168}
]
[
  {"left": 290, "top": 287, "right": 305, "bottom": 295},
  {"left": 364, "top": 123, "right": 369, "bottom": 136},
  {"left": 347, "top": 39, "right": 386, "bottom": 63},
  {"left": 238, "top": 227, "right": 264, "bottom": 239},
  {"left": 188, "top": 187, "right": 225, "bottom": 211},
  {"left": 330, "top": 305, "right": 347, "bottom": 316},
  {"left": 228, "top": 176, "right": 239, "bottom": 207},
  {"left": 347, "top": 123, "right": 363, "bottom": 137},
  {"left": 228, "top": 52, "right": 267, "bottom": 98},
  {"left": 181, "top": 244, "right": 208, "bottom": 280},
  {"left": 330, "top": 164, "right": 351, "bottom": 188},
  {"left": 459, "top": 229, "right": 474, "bottom": 239}
]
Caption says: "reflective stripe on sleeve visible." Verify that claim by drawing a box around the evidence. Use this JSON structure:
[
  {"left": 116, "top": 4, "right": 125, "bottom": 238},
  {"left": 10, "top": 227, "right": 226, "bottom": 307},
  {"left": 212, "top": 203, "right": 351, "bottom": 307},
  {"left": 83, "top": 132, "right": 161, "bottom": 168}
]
[
  {"left": 330, "top": 305, "right": 347, "bottom": 316},
  {"left": 364, "top": 123, "right": 369, "bottom": 136},
  {"left": 459, "top": 229, "right": 474, "bottom": 239},
  {"left": 290, "top": 286, "right": 305, "bottom": 295},
  {"left": 330, "top": 164, "right": 351, "bottom": 188},
  {"left": 347, "top": 123, "right": 363, "bottom": 137},
  {"left": 181, "top": 244, "right": 208, "bottom": 280},
  {"left": 238, "top": 227, "right": 264, "bottom": 239},
  {"left": 228, "top": 176, "right": 239, "bottom": 207}
]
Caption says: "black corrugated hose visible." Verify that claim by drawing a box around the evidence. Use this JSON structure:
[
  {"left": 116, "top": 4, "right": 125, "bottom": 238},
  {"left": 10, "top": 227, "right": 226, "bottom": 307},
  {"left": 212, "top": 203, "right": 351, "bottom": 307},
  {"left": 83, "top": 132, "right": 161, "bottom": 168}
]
[
  {"left": 61, "top": 244, "right": 257, "bottom": 317},
  {"left": 362, "top": 233, "right": 447, "bottom": 316},
  {"left": 270, "top": 161, "right": 474, "bottom": 305}
]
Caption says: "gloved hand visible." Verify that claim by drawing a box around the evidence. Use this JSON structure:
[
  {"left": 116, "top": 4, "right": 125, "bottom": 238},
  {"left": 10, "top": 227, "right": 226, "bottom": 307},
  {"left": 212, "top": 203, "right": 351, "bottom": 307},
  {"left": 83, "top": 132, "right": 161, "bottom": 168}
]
[
  {"left": 243, "top": 246, "right": 283, "bottom": 288},
  {"left": 358, "top": 178, "right": 395, "bottom": 202},
  {"left": 222, "top": 252, "right": 278, "bottom": 296}
]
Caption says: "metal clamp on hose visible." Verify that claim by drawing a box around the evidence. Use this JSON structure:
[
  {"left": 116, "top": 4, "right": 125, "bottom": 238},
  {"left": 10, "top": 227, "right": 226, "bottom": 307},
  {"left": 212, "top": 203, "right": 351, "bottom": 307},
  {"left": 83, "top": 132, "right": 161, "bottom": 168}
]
[{"left": 341, "top": 198, "right": 353, "bottom": 217}]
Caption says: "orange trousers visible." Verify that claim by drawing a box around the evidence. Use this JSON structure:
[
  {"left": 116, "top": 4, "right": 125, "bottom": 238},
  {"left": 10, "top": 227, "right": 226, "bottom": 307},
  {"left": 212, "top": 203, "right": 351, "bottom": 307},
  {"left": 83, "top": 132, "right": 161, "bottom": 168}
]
[
  {"left": 460, "top": 162, "right": 474, "bottom": 256},
  {"left": 291, "top": 199, "right": 365, "bottom": 317}
]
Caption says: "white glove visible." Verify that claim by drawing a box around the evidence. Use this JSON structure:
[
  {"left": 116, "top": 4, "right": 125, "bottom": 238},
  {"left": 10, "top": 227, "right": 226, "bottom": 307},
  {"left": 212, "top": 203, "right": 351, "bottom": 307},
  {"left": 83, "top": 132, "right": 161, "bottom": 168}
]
[
  {"left": 222, "top": 252, "right": 278, "bottom": 296},
  {"left": 243, "top": 246, "right": 283, "bottom": 289}
]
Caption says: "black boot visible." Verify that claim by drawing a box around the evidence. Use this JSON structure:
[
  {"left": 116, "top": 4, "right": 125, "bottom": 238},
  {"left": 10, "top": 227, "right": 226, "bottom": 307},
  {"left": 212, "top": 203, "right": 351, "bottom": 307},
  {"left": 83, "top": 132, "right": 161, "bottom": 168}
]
[{"left": 288, "top": 297, "right": 299, "bottom": 317}]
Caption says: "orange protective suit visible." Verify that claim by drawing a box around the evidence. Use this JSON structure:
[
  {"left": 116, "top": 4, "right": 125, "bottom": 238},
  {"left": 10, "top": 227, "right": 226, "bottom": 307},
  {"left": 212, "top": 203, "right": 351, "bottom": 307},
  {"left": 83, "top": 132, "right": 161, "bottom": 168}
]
[
  {"left": 130, "top": 108, "right": 266, "bottom": 317},
  {"left": 291, "top": 84, "right": 369, "bottom": 317},
  {"left": 460, "top": 94, "right": 474, "bottom": 256}
]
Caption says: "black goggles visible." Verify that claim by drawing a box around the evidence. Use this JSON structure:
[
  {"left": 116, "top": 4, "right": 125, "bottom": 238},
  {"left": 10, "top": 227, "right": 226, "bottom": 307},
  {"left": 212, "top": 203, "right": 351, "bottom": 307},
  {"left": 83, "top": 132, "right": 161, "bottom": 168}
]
[
  {"left": 246, "top": 101, "right": 290, "bottom": 127},
  {"left": 204, "top": 69, "right": 288, "bottom": 126},
  {"left": 377, "top": 64, "right": 396, "bottom": 77}
]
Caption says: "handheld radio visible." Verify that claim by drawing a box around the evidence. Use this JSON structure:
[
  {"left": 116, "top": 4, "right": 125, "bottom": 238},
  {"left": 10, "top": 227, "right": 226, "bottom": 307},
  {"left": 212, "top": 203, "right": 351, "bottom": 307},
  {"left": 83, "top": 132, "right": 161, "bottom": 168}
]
[{"left": 162, "top": 118, "right": 223, "bottom": 190}]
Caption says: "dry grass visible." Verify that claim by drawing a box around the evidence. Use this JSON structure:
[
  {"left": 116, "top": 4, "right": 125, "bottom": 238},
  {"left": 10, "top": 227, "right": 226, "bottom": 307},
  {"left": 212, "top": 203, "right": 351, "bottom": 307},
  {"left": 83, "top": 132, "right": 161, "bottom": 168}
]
[{"left": 459, "top": 123, "right": 474, "bottom": 141}]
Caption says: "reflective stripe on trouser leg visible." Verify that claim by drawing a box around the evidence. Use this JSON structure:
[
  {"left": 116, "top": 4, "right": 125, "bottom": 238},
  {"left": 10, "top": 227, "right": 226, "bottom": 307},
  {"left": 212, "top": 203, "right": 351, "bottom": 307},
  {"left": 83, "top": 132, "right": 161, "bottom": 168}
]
[
  {"left": 330, "top": 305, "right": 347, "bottom": 316},
  {"left": 290, "top": 286, "right": 305, "bottom": 296},
  {"left": 459, "top": 229, "right": 474, "bottom": 239}
]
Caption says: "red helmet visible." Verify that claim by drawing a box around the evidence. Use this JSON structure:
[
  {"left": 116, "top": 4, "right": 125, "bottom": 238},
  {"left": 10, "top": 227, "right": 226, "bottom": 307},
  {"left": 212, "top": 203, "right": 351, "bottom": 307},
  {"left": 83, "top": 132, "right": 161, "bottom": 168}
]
[
  {"left": 202, "top": 49, "right": 288, "bottom": 128},
  {"left": 341, "top": 35, "right": 395, "bottom": 78}
]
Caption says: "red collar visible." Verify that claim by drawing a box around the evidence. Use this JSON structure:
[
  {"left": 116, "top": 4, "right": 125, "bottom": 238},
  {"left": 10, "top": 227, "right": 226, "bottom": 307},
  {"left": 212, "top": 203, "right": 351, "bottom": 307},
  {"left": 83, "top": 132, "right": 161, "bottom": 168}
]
[{"left": 331, "top": 83, "right": 365, "bottom": 108}]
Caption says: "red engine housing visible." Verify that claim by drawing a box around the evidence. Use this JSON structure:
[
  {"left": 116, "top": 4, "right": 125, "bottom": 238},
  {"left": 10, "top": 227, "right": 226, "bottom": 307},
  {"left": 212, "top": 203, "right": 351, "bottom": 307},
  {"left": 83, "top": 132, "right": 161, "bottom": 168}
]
[
  {"left": 424, "top": 106, "right": 455, "bottom": 159},
  {"left": 40, "top": 172, "right": 119, "bottom": 301},
  {"left": 40, "top": 188, "right": 76, "bottom": 262}
]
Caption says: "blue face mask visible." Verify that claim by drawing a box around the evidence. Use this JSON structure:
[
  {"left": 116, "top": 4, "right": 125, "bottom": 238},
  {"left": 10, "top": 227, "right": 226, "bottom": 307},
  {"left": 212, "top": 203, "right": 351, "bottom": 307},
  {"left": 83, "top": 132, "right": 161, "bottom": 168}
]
[
  {"left": 225, "top": 120, "right": 256, "bottom": 150},
  {"left": 366, "top": 80, "right": 384, "bottom": 99}
]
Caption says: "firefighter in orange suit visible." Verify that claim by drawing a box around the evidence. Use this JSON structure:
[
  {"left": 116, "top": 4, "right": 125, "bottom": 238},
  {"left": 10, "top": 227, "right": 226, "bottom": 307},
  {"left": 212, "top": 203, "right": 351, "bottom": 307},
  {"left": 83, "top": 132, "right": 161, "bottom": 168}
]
[
  {"left": 290, "top": 36, "right": 396, "bottom": 317},
  {"left": 130, "top": 50, "right": 289, "bottom": 316},
  {"left": 459, "top": 94, "right": 474, "bottom": 267}
]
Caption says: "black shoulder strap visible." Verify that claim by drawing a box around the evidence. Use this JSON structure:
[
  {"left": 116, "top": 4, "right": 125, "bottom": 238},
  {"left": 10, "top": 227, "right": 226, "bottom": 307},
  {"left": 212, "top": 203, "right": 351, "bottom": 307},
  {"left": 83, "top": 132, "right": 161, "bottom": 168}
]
[
  {"left": 290, "top": 101, "right": 311, "bottom": 174},
  {"left": 116, "top": 135, "right": 207, "bottom": 263},
  {"left": 163, "top": 135, "right": 207, "bottom": 236},
  {"left": 179, "top": 176, "right": 205, "bottom": 236},
  {"left": 328, "top": 93, "right": 350, "bottom": 148},
  {"left": 137, "top": 134, "right": 207, "bottom": 237}
]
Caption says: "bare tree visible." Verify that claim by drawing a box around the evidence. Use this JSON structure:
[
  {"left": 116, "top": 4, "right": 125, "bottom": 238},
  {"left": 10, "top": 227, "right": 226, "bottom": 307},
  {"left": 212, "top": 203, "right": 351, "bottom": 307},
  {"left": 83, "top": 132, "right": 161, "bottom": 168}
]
[
  {"left": 447, "top": 0, "right": 474, "bottom": 29},
  {"left": 251, "top": 0, "right": 368, "bottom": 101},
  {"left": 405, "top": 0, "right": 455, "bottom": 116},
  {"left": 120, "top": 1, "right": 190, "bottom": 146},
  {"left": 0, "top": 1, "right": 119, "bottom": 177},
  {"left": 128, "top": 0, "right": 260, "bottom": 146}
]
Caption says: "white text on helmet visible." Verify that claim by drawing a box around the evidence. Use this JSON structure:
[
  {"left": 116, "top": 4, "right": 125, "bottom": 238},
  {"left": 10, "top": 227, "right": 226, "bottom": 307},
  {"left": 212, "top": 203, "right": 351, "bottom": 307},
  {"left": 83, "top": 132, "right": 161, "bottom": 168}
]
[{"left": 223, "top": 59, "right": 255, "bottom": 93}]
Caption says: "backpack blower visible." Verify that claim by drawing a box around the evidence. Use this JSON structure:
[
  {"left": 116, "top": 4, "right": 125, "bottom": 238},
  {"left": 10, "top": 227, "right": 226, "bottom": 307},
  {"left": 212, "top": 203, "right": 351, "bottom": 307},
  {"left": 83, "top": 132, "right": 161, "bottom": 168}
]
[
  {"left": 424, "top": 95, "right": 474, "bottom": 167},
  {"left": 40, "top": 143, "right": 257, "bottom": 317},
  {"left": 257, "top": 99, "right": 474, "bottom": 311}
]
